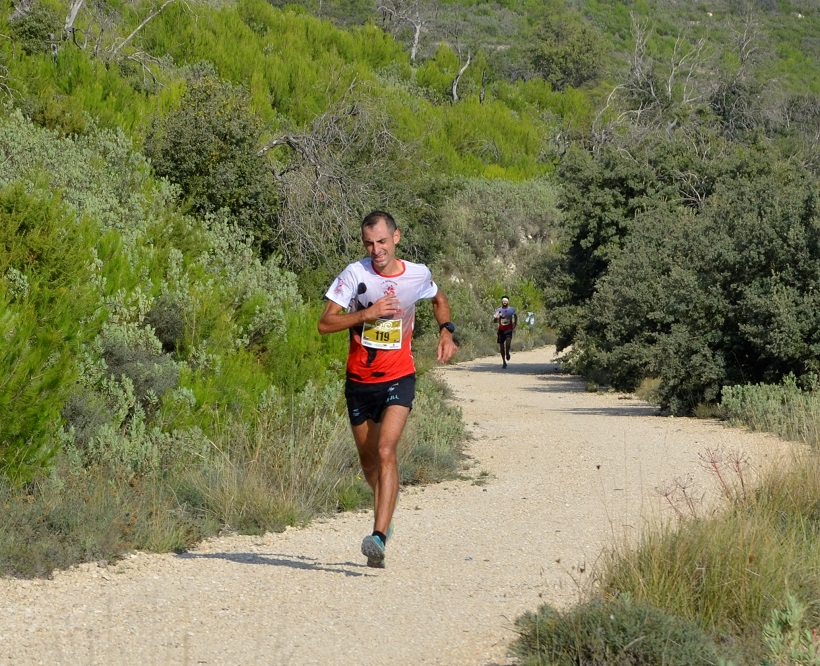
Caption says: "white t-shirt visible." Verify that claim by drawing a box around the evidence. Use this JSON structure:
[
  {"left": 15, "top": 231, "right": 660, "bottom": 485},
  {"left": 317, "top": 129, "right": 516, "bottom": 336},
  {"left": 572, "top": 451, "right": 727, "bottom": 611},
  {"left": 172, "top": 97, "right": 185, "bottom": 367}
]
[
  {"left": 326, "top": 258, "right": 438, "bottom": 383},
  {"left": 495, "top": 305, "right": 517, "bottom": 331}
]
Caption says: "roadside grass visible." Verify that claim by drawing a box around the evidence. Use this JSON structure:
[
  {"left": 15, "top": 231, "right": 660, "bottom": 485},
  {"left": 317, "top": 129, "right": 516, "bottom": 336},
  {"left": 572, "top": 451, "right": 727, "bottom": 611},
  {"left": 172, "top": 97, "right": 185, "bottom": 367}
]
[
  {"left": 721, "top": 376, "right": 820, "bottom": 448},
  {"left": 514, "top": 375, "right": 820, "bottom": 664},
  {"left": 0, "top": 374, "right": 464, "bottom": 578},
  {"left": 398, "top": 374, "right": 465, "bottom": 485}
]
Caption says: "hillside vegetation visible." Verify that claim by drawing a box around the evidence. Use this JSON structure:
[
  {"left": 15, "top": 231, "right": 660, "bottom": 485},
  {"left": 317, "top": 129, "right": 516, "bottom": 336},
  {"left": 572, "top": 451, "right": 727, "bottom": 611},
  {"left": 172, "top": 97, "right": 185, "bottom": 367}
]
[{"left": 1, "top": 0, "right": 820, "bottom": 661}]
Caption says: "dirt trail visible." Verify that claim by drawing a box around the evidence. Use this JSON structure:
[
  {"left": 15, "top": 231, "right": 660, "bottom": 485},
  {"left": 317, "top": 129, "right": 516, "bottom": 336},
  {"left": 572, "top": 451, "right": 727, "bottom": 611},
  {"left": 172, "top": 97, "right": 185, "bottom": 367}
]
[{"left": 0, "top": 346, "right": 791, "bottom": 666}]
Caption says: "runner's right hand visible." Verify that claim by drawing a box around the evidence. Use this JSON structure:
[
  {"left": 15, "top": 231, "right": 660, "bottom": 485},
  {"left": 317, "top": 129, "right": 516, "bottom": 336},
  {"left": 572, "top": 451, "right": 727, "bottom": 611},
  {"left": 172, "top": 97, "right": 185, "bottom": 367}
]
[{"left": 369, "top": 294, "right": 400, "bottom": 318}]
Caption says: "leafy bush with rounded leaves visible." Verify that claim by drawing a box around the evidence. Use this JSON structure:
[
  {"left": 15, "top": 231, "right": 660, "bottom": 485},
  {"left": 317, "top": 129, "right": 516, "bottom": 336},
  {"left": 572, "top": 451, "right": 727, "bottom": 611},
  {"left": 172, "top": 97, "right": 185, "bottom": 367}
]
[
  {"left": 565, "top": 145, "right": 820, "bottom": 413},
  {"left": 528, "top": 14, "right": 605, "bottom": 92},
  {"left": 144, "top": 74, "right": 280, "bottom": 250}
]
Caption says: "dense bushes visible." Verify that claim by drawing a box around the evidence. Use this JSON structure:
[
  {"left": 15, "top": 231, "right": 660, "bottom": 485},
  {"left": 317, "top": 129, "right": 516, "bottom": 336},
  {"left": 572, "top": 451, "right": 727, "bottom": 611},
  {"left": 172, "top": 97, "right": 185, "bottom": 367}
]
[
  {"left": 0, "top": 187, "right": 99, "bottom": 481},
  {"left": 0, "top": 107, "right": 469, "bottom": 575},
  {"left": 553, "top": 138, "right": 820, "bottom": 413},
  {"left": 144, "top": 72, "right": 280, "bottom": 251},
  {"left": 528, "top": 12, "right": 605, "bottom": 91}
]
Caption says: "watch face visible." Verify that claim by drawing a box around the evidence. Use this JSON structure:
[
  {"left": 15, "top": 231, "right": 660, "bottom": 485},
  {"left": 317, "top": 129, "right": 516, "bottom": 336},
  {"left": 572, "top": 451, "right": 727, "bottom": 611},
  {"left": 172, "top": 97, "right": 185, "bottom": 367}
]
[{"left": 442, "top": 322, "right": 455, "bottom": 333}]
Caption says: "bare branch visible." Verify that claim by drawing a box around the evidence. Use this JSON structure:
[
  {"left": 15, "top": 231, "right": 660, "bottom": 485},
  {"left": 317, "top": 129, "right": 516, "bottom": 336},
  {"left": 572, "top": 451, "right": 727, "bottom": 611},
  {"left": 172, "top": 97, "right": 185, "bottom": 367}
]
[
  {"left": 256, "top": 75, "right": 423, "bottom": 268},
  {"left": 668, "top": 35, "right": 711, "bottom": 104},
  {"left": 109, "top": 0, "right": 175, "bottom": 59},
  {"left": 125, "top": 51, "right": 164, "bottom": 87},
  {"left": 451, "top": 50, "right": 471, "bottom": 103},
  {"left": 10, "top": 0, "right": 34, "bottom": 22},
  {"left": 377, "top": 0, "right": 435, "bottom": 65},
  {"left": 64, "top": 0, "right": 85, "bottom": 39}
]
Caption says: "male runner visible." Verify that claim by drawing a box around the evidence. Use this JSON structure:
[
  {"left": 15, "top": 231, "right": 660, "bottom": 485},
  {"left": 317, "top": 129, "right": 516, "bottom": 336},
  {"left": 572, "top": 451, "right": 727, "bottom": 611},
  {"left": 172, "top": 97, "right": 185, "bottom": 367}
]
[
  {"left": 318, "top": 210, "right": 458, "bottom": 568},
  {"left": 493, "top": 295, "right": 517, "bottom": 368}
]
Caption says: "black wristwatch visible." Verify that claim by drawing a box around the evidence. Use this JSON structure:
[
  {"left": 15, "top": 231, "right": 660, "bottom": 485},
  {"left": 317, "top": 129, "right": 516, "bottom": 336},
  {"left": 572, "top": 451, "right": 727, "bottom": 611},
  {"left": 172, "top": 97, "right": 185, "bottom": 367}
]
[{"left": 439, "top": 321, "right": 455, "bottom": 334}]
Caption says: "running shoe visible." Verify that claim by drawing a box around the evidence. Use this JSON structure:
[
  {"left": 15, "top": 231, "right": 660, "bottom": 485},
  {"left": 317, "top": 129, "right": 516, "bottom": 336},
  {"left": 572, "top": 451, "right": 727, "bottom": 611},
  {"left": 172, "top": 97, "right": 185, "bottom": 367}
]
[
  {"left": 361, "top": 534, "right": 386, "bottom": 568},
  {"left": 502, "top": 361, "right": 507, "bottom": 369}
]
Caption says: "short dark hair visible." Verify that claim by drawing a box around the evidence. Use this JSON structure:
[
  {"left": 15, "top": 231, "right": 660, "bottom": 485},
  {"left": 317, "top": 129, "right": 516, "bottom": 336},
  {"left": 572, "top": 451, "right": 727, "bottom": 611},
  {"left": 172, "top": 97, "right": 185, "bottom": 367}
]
[{"left": 362, "top": 210, "right": 397, "bottom": 233}]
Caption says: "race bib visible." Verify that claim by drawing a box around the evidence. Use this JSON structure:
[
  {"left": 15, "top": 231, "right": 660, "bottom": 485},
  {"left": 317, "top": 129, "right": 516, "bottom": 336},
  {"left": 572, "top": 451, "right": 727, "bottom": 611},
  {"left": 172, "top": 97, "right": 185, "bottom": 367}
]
[
  {"left": 361, "top": 318, "right": 402, "bottom": 350},
  {"left": 500, "top": 317, "right": 511, "bottom": 326}
]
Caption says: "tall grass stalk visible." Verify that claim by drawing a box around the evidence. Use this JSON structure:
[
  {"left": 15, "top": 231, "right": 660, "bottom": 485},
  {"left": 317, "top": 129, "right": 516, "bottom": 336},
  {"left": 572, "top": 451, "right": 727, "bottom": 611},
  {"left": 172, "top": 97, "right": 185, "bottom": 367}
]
[
  {"left": 175, "top": 381, "right": 359, "bottom": 533},
  {"left": 595, "top": 451, "right": 820, "bottom": 662}
]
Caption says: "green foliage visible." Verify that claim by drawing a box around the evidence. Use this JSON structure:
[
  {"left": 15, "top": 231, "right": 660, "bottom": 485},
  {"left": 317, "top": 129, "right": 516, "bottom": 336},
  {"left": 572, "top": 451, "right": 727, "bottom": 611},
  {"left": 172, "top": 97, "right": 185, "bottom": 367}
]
[
  {"left": 763, "top": 593, "right": 820, "bottom": 665},
  {"left": 0, "top": 186, "right": 100, "bottom": 482},
  {"left": 8, "top": 2, "right": 62, "bottom": 55},
  {"left": 0, "top": 460, "right": 204, "bottom": 578},
  {"left": 143, "top": 73, "right": 279, "bottom": 249},
  {"left": 512, "top": 596, "right": 723, "bottom": 665},
  {"left": 0, "top": 108, "right": 176, "bottom": 244},
  {"left": 173, "top": 378, "right": 354, "bottom": 533},
  {"left": 528, "top": 12, "right": 606, "bottom": 91},
  {"left": 721, "top": 376, "right": 820, "bottom": 447},
  {"left": 551, "top": 124, "right": 820, "bottom": 413},
  {"left": 430, "top": 176, "right": 559, "bottom": 268},
  {"left": 260, "top": 300, "right": 348, "bottom": 392},
  {"left": 552, "top": 139, "right": 680, "bottom": 315},
  {"left": 141, "top": 0, "right": 405, "bottom": 124}
]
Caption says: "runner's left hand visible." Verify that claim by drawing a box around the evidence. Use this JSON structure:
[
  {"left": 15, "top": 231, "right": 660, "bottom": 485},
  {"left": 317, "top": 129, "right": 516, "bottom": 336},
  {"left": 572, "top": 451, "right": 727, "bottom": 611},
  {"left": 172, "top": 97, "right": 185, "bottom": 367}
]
[{"left": 437, "top": 332, "right": 458, "bottom": 364}]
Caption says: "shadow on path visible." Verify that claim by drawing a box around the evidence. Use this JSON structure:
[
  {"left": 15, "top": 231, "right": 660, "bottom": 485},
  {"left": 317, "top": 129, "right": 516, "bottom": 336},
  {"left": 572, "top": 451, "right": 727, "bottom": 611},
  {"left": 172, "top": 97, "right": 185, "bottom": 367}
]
[
  {"left": 522, "top": 372, "right": 664, "bottom": 418},
  {"left": 523, "top": 373, "right": 587, "bottom": 393},
  {"left": 177, "top": 551, "right": 370, "bottom": 577},
  {"left": 555, "top": 403, "right": 662, "bottom": 418},
  {"left": 452, "top": 361, "right": 563, "bottom": 375}
]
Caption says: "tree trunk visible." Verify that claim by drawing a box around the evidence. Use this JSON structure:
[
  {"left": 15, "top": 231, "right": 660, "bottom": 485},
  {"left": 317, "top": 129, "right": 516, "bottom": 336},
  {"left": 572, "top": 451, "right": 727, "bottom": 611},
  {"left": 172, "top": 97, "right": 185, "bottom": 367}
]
[
  {"left": 64, "top": 0, "right": 85, "bottom": 39},
  {"left": 451, "top": 51, "right": 471, "bottom": 103},
  {"left": 410, "top": 20, "right": 421, "bottom": 64}
]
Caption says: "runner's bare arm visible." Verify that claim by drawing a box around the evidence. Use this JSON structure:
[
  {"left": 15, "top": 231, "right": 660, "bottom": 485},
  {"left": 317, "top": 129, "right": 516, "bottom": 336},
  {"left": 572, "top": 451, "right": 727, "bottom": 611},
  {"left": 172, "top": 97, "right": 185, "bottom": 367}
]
[
  {"left": 317, "top": 295, "right": 400, "bottom": 335},
  {"left": 431, "top": 290, "right": 458, "bottom": 364}
]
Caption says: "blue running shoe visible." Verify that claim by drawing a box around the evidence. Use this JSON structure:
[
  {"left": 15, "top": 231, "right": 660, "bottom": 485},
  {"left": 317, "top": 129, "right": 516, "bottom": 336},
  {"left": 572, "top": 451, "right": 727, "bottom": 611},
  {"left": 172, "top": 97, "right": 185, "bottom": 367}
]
[{"left": 361, "top": 534, "right": 386, "bottom": 568}]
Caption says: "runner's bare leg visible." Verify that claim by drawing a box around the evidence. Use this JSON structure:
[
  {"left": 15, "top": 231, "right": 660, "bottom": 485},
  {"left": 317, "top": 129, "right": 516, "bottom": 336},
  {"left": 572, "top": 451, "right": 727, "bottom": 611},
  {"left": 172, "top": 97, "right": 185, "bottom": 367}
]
[{"left": 351, "top": 405, "right": 410, "bottom": 536}]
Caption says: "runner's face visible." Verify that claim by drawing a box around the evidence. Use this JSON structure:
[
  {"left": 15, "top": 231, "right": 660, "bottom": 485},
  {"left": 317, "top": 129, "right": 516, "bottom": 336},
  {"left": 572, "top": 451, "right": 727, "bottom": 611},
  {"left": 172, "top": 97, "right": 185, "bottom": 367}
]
[{"left": 362, "top": 220, "right": 400, "bottom": 273}]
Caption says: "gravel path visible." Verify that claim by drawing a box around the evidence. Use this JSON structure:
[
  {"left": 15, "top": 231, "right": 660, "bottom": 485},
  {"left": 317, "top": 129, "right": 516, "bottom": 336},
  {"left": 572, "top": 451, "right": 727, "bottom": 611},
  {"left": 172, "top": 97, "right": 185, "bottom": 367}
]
[{"left": 0, "top": 346, "right": 790, "bottom": 666}]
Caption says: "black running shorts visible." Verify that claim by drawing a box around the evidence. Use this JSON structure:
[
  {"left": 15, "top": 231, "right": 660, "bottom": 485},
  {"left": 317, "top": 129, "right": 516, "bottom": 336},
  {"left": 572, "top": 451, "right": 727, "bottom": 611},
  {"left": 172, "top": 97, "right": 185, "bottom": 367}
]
[
  {"left": 344, "top": 374, "right": 416, "bottom": 426},
  {"left": 497, "top": 329, "right": 513, "bottom": 344}
]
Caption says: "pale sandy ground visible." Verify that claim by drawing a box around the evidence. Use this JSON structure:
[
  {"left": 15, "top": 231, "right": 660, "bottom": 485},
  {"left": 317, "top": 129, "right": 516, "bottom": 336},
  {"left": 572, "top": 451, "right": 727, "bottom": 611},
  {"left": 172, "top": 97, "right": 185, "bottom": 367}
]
[{"left": 0, "top": 346, "right": 793, "bottom": 666}]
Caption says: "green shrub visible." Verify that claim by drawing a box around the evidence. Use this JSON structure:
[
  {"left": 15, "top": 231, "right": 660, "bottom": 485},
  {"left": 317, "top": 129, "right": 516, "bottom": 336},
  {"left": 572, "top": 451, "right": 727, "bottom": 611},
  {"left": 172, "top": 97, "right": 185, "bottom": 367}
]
[
  {"left": 512, "top": 596, "right": 723, "bottom": 666},
  {"left": 144, "top": 294, "right": 186, "bottom": 353},
  {"left": 0, "top": 186, "right": 100, "bottom": 482},
  {"left": 554, "top": 138, "right": 820, "bottom": 414},
  {"left": 0, "top": 459, "right": 203, "bottom": 578},
  {"left": 143, "top": 73, "right": 280, "bottom": 248},
  {"left": 762, "top": 593, "right": 820, "bottom": 666},
  {"left": 721, "top": 376, "right": 820, "bottom": 447},
  {"left": 529, "top": 13, "right": 605, "bottom": 91},
  {"left": 8, "top": 3, "right": 62, "bottom": 55}
]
